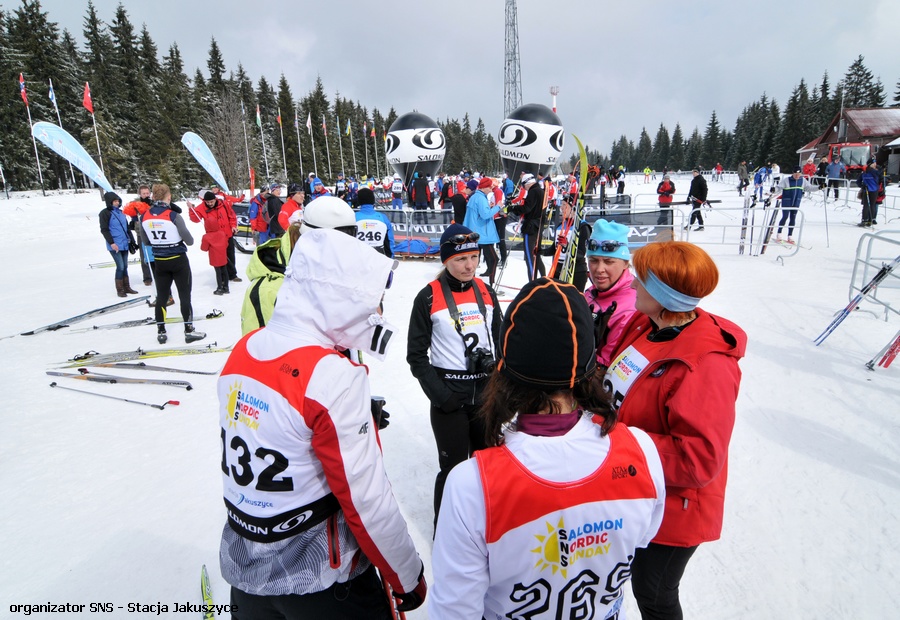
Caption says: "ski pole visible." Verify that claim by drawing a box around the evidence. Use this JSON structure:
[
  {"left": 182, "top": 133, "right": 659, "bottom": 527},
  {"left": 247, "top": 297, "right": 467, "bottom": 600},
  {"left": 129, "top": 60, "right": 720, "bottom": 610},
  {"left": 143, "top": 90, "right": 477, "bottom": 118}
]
[{"left": 49, "top": 382, "right": 180, "bottom": 410}]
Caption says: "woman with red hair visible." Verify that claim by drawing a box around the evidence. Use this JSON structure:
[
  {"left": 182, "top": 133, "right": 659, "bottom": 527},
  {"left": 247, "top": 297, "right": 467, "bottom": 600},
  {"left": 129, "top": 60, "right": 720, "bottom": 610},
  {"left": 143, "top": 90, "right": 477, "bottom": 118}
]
[{"left": 604, "top": 241, "right": 746, "bottom": 619}]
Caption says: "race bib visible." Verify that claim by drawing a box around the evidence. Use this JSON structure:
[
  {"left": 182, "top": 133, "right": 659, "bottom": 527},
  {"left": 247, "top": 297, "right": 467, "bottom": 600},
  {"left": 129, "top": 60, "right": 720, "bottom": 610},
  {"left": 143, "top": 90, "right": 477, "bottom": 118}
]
[{"left": 603, "top": 345, "right": 650, "bottom": 411}]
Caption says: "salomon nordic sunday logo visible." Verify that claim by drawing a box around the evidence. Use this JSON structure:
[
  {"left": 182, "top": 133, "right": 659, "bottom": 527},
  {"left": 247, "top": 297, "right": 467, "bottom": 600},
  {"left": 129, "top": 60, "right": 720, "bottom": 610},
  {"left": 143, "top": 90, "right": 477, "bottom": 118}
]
[
  {"left": 226, "top": 381, "right": 269, "bottom": 430},
  {"left": 531, "top": 517, "right": 623, "bottom": 577}
]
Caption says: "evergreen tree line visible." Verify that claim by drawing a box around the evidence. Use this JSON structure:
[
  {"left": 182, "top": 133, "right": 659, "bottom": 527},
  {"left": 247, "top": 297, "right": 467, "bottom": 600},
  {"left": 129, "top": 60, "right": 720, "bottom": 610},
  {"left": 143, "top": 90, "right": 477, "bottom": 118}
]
[
  {"left": 570, "top": 55, "right": 897, "bottom": 173},
  {"left": 0, "top": 0, "right": 499, "bottom": 194}
]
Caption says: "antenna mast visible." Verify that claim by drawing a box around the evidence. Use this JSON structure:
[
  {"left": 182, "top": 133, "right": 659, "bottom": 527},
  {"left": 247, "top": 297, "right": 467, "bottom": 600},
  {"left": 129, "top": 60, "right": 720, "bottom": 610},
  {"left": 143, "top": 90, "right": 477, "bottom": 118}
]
[{"left": 504, "top": 0, "right": 522, "bottom": 118}]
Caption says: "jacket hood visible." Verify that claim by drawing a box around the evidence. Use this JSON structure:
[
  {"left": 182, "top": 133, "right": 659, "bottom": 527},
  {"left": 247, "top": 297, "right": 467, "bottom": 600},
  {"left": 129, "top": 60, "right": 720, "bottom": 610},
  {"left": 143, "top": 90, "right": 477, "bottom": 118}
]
[
  {"left": 104, "top": 191, "right": 122, "bottom": 209},
  {"left": 246, "top": 239, "right": 287, "bottom": 281},
  {"left": 266, "top": 229, "right": 397, "bottom": 358},
  {"left": 680, "top": 309, "right": 747, "bottom": 365}
]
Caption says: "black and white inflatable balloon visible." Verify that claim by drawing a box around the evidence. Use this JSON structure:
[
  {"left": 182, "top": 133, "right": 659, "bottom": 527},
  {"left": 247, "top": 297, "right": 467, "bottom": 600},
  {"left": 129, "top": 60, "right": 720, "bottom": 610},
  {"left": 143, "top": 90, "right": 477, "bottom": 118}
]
[
  {"left": 384, "top": 112, "right": 446, "bottom": 188},
  {"left": 497, "top": 103, "right": 564, "bottom": 181}
]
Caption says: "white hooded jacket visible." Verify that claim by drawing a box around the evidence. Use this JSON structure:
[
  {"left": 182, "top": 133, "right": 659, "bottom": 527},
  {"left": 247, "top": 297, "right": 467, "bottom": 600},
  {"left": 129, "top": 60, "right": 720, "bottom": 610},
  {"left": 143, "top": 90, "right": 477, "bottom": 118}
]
[{"left": 219, "top": 230, "right": 421, "bottom": 597}]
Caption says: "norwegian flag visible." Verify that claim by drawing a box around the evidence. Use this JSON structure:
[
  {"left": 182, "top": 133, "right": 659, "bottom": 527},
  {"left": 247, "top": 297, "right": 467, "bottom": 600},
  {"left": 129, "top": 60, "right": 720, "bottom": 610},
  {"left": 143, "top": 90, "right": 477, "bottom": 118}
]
[
  {"left": 82, "top": 82, "right": 94, "bottom": 114},
  {"left": 19, "top": 73, "right": 28, "bottom": 106}
]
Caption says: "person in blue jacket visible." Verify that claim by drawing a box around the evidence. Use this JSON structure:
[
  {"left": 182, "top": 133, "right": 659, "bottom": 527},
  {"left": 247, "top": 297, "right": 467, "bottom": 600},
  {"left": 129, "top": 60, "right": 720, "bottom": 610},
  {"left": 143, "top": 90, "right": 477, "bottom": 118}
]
[
  {"left": 463, "top": 177, "right": 501, "bottom": 286},
  {"left": 856, "top": 160, "right": 882, "bottom": 227},
  {"left": 354, "top": 188, "right": 394, "bottom": 257},
  {"left": 99, "top": 191, "right": 138, "bottom": 298}
]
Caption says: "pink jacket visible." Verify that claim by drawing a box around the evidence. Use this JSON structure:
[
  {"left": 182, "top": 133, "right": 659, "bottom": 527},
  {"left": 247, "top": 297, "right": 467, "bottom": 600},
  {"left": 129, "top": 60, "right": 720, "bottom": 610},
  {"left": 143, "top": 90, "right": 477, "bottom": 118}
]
[{"left": 584, "top": 269, "right": 637, "bottom": 367}]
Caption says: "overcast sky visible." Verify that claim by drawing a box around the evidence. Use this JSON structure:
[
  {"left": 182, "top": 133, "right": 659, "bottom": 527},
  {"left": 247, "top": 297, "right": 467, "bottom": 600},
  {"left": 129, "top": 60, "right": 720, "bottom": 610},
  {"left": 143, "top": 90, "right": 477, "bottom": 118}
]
[{"left": 26, "top": 0, "right": 900, "bottom": 160}]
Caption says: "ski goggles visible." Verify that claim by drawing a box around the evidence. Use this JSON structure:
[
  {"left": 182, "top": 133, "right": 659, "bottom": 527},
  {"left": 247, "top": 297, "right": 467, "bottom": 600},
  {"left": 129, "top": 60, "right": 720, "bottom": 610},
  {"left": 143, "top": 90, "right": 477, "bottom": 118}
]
[
  {"left": 587, "top": 239, "right": 625, "bottom": 253},
  {"left": 441, "top": 232, "right": 480, "bottom": 246}
]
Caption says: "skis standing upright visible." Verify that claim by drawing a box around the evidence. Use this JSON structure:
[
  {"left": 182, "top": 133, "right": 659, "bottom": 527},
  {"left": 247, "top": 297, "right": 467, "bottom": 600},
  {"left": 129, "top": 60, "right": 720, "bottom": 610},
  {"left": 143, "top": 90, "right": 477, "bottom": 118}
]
[
  {"left": 813, "top": 254, "right": 900, "bottom": 346},
  {"left": 559, "top": 134, "right": 591, "bottom": 285},
  {"left": 739, "top": 194, "right": 751, "bottom": 255},
  {"left": 759, "top": 198, "right": 780, "bottom": 256}
]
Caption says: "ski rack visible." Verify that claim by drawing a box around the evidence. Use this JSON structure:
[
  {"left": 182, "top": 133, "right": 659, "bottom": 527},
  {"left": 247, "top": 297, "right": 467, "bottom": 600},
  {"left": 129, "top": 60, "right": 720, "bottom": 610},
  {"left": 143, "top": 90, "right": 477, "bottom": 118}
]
[{"left": 847, "top": 231, "right": 900, "bottom": 322}]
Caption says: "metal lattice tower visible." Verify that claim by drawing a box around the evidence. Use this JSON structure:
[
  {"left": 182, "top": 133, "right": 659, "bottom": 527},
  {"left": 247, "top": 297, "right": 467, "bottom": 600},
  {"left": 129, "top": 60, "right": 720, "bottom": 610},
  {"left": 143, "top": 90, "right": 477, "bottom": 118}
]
[{"left": 504, "top": 0, "right": 522, "bottom": 118}]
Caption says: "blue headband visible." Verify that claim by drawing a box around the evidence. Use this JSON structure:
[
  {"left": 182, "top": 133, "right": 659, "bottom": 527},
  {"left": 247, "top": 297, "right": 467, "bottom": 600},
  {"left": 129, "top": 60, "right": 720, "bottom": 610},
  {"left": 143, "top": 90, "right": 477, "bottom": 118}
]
[{"left": 639, "top": 270, "right": 701, "bottom": 312}]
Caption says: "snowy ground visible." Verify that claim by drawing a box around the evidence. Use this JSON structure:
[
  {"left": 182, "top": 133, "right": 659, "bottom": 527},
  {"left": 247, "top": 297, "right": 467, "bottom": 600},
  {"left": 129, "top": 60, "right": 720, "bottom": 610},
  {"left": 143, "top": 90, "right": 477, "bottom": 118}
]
[{"left": 1, "top": 179, "right": 898, "bottom": 619}]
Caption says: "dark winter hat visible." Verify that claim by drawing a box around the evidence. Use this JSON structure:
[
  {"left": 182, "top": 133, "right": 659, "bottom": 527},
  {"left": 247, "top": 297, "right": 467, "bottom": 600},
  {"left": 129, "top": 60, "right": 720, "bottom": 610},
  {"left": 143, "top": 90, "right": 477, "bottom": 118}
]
[
  {"left": 465, "top": 179, "right": 479, "bottom": 192},
  {"left": 498, "top": 278, "right": 597, "bottom": 390},
  {"left": 440, "top": 224, "right": 480, "bottom": 263},
  {"left": 287, "top": 183, "right": 304, "bottom": 196},
  {"left": 203, "top": 191, "right": 217, "bottom": 201},
  {"left": 357, "top": 187, "right": 376, "bottom": 205},
  {"left": 104, "top": 191, "right": 122, "bottom": 208},
  {"left": 792, "top": 166, "right": 802, "bottom": 173}
]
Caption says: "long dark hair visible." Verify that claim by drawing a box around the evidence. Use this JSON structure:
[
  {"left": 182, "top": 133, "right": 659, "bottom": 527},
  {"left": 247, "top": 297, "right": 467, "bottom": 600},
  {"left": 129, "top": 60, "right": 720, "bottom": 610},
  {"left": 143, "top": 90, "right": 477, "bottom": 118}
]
[{"left": 479, "top": 370, "right": 616, "bottom": 448}]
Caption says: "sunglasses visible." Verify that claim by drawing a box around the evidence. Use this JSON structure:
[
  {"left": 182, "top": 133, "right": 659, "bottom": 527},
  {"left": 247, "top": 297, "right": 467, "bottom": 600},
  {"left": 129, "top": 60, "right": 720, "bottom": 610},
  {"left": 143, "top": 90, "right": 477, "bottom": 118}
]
[
  {"left": 587, "top": 239, "right": 625, "bottom": 253},
  {"left": 441, "top": 232, "right": 480, "bottom": 246}
]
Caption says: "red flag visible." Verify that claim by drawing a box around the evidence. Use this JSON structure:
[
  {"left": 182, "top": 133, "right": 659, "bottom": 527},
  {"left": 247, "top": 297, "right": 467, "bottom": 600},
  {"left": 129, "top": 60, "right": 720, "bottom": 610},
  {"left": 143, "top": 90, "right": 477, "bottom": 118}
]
[
  {"left": 82, "top": 82, "right": 94, "bottom": 114},
  {"left": 18, "top": 73, "right": 28, "bottom": 106},
  {"left": 322, "top": 115, "right": 327, "bottom": 136},
  {"left": 370, "top": 126, "right": 375, "bottom": 138}
]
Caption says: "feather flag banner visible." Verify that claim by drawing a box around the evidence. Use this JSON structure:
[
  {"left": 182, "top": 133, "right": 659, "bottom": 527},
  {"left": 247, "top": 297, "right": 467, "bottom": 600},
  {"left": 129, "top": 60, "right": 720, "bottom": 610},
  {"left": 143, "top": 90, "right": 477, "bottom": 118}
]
[
  {"left": 181, "top": 131, "right": 230, "bottom": 193},
  {"left": 32, "top": 121, "right": 111, "bottom": 192}
]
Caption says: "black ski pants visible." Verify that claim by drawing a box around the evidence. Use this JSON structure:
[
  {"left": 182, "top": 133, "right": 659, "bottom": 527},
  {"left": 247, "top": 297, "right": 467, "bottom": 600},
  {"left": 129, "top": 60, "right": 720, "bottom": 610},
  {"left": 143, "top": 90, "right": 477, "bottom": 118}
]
[
  {"left": 689, "top": 200, "right": 704, "bottom": 226},
  {"left": 631, "top": 542, "right": 699, "bottom": 620},
  {"left": 494, "top": 215, "right": 508, "bottom": 264},
  {"left": 229, "top": 565, "right": 392, "bottom": 620},
  {"left": 861, "top": 190, "right": 879, "bottom": 223},
  {"left": 153, "top": 253, "right": 193, "bottom": 328},
  {"left": 226, "top": 235, "right": 238, "bottom": 280},
  {"left": 480, "top": 244, "right": 499, "bottom": 286},
  {"left": 523, "top": 232, "right": 546, "bottom": 281},
  {"left": 430, "top": 402, "right": 487, "bottom": 529}
]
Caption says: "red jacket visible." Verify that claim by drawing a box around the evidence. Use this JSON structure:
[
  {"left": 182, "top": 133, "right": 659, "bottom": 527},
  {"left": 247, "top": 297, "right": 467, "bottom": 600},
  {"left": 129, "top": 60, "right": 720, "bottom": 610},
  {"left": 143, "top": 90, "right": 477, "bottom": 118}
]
[
  {"left": 656, "top": 179, "right": 675, "bottom": 205},
  {"left": 277, "top": 197, "right": 303, "bottom": 232},
  {"left": 200, "top": 216, "right": 228, "bottom": 267},
  {"left": 188, "top": 199, "right": 237, "bottom": 238},
  {"left": 608, "top": 308, "right": 746, "bottom": 547}
]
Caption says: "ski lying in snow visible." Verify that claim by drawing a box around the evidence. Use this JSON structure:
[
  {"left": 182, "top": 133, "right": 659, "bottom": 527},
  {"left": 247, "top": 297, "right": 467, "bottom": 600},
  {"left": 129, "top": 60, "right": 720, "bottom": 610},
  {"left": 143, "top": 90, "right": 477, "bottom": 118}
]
[
  {"left": 201, "top": 565, "right": 215, "bottom": 620},
  {"left": 49, "top": 382, "right": 180, "bottom": 410},
  {"left": 814, "top": 254, "right": 900, "bottom": 346},
  {"left": 66, "top": 310, "right": 224, "bottom": 333},
  {"left": 46, "top": 369, "right": 193, "bottom": 390},
  {"left": 88, "top": 258, "right": 141, "bottom": 269},
  {"left": 1, "top": 296, "right": 151, "bottom": 340},
  {"left": 88, "top": 361, "right": 221, "bottom": 375},
  {"left": 61, "top": 343, "right": 232, "bottom": 367},
  {"left": 866, "top": 329, "right": 900, "bottom": 370}
]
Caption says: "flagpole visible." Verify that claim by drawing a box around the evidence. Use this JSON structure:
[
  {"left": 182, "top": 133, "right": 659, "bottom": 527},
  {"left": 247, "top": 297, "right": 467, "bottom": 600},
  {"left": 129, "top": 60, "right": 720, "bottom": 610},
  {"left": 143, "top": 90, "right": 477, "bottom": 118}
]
[
  {"left": 372, "top": 127, "right": 380, "bottom": 182},
  {"left": 307, "top": 113, "right": 318, "bottom": 177},
  {"left": 20, "top": 75, "right": 45, "bottom": 196},
  {"left": 336, "top": 114, "right": 346, "bottom": 179},
  {"left": 48, "top": 78, "right": 77, "bottom": 189},
  {"left": 0, "top": 163, "right": 9, "bottom": 199},
  {"left": 323, "top": 115, "right": 333, "bottom": 181},
  {"left": 240, "top": 101, "right": 252, "bottom": 190},
  {"left": 349, "top": 123, "right": 358, "bottom": 179},
  {"left": 363, "top": 122, "right": 369, "bottom": 177},
  {"left": 256, "top": 105, "right": 270, "bottom": 180},
  {"left": 294, "top": 107, "right": 304, "bottom": 176},
  {"left": 277, "top": 107, "right": 287, "bottom": 180}
]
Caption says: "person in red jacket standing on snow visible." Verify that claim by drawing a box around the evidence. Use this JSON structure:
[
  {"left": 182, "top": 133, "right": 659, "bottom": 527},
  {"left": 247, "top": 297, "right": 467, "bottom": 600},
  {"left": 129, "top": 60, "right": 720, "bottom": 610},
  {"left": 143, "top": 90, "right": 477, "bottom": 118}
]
[
  {"left": 189, "top": 191, "right": 241, "bottom": 282},
  {"left": 200, "top": 210, "right": 230, "bottom": 295},
  {"left": 605, "top": 241, "right": 746, "bottom": 620}
]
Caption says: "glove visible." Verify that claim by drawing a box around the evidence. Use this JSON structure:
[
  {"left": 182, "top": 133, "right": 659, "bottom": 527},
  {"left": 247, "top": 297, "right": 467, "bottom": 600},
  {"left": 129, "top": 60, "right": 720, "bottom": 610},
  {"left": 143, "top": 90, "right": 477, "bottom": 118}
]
[
  {"left": 394, "top": 565, "right": 427, "bottom": 612},
  {"left": 593, "top": 301, "right": 617, "bottom": 351},
  {"left": 370, "top": 397, "right": 390, "bottom": 429},
  {"left": 438, "top": 392, "right": 468, "bottom": 414},
  {"left": 128, "top": 241, "right": 138, "bottom": 254},
  {"left": 556, "top": 233, "right": 569, "bottom": 248}
]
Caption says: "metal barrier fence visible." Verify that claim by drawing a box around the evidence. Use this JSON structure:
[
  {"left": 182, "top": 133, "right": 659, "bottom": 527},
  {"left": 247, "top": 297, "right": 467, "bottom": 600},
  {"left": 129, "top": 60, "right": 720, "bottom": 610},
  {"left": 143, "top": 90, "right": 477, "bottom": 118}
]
[{"left": 850, "top": 231, "right": 900, "bottom": 321}]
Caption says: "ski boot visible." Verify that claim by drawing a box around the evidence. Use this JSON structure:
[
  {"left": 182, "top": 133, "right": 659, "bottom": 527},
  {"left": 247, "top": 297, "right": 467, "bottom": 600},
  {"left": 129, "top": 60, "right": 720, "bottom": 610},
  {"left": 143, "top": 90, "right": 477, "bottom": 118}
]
[
  {"left": 184, "top": 323, "right": 206, "bottom": 344},
  {"left": 213, "top": 287, "right": 225, "bottom": 296},
  {"left": 157, "top": 327, "right": 168, "bottom": 345}
]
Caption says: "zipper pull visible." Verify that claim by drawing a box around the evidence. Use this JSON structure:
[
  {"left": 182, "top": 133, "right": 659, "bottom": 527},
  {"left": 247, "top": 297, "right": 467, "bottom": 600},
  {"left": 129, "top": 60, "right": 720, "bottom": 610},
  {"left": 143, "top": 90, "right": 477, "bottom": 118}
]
[{"left": 683, "top": 498, "right": 689, "bottom": 510}]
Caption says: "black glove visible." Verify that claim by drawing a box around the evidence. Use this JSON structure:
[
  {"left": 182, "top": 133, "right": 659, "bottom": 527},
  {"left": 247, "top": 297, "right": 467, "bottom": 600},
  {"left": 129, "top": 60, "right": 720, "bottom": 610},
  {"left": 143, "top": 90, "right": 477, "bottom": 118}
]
[
  {"left": 128, "top": 241, "right": 138, "bottom": 254},
  {"left": 593, "top": 301, "right": 617, "bottom": 351},
  {"left": 370, "top": 397, "right": 390, "bottom": 429},
  {"left": 394, "top": 565, "right": 427, "bottom": 612},
  {"left": 439, "top": 392, "right": 468, "bottom": 414}
]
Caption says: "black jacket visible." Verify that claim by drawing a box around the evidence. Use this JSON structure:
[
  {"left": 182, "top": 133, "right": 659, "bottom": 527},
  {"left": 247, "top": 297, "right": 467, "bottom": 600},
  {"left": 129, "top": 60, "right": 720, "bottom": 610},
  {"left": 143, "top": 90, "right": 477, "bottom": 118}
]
[
  {"left": 688, "top": 175, "right": 709, "bottom": 202},
  {"left": 511, "top": 183, "right": 544, "bottom": 235},
  {"left": 407, "top": 273, "right": 502, "bottom": 409}
]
